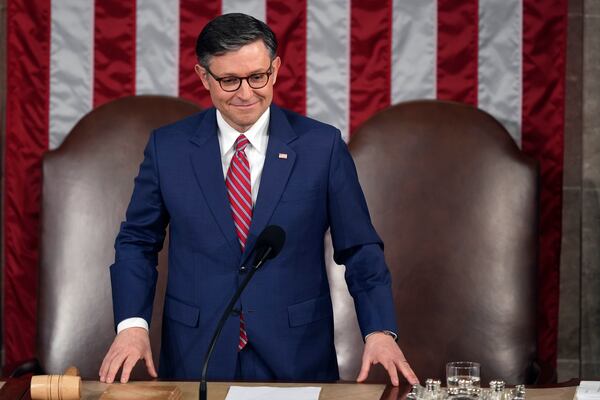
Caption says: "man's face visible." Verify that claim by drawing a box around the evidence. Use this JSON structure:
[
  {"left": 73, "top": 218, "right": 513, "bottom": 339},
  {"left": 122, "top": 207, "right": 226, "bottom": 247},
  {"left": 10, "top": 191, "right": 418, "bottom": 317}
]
[{"left": 195, "top": 40, "right": 281, "bottom": 132}]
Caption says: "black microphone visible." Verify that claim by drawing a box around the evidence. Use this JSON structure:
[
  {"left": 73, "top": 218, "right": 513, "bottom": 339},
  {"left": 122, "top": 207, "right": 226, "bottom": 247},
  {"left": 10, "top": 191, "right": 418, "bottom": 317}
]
[
  {"left": 199, "top": 225, "right": 286, "bottom": 400},
  {"left": 251, "top": 225, "right": 285, "bottom": 268}
]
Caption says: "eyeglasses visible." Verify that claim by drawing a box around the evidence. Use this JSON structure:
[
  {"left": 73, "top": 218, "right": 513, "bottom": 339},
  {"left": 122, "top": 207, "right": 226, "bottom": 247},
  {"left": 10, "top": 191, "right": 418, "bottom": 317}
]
[{"left": 205, "top": 63, "right": 273, "bottom": 92}]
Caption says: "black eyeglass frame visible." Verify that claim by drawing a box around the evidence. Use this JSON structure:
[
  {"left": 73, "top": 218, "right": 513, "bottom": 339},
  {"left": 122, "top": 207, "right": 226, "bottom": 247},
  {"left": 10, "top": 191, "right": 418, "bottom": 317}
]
[{"left": 205, "top": 62, "right": 274, "bottom": 92}]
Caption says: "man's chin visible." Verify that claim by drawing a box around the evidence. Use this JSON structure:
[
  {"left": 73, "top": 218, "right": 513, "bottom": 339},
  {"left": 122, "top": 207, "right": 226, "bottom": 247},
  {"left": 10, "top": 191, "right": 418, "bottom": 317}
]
[
  {"left": 230, "top": 116, "right": 260, "bottom": 131},
  {"left": 230, "top": 112, "right": 264, "bottom": 126}
]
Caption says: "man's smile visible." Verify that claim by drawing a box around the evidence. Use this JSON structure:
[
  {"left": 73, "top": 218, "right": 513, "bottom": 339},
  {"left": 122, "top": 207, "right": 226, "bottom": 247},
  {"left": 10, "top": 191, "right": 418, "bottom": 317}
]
[{"left": 231, "top": 101, "right": 260, "bottom": 109}]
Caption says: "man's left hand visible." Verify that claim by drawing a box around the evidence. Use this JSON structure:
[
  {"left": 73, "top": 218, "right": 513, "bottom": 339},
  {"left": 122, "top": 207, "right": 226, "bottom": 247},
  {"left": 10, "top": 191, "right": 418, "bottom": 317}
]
[{"left": 356, "top": 332, "right": 419, "bottom": 386}]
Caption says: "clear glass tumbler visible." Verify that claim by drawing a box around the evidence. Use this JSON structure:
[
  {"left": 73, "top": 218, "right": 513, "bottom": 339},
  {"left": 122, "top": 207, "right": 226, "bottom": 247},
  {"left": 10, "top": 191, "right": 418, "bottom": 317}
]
[{"left": 446, "top": 361, "right": 481, "bottom": 395}]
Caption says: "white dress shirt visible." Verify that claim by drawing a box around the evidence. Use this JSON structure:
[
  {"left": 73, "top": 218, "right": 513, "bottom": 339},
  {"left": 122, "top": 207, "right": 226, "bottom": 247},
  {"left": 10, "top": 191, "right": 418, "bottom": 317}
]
[{"left": 116, "top": 108, "right": 270, "bottom": 334}]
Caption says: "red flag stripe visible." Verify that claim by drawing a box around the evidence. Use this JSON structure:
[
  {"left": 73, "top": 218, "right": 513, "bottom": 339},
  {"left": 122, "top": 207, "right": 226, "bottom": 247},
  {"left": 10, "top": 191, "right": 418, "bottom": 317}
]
[
  {"left": 179, "top": 0, "right": 221, "bottom": 107},
  {"left": 93, "top": 0, "right": 136, "bottom": 107},
  {"left": 521, "top": 0, "right": 567, "bottom": 367},
  {"left": 349, "top": 0, "right": 393, "bottom": 134},
  {"left": 267, "top": 0, "right": 307, "bottom": 115},
  {"left": 3, "top": 0, "right": 51, "bottom": 368},
  {"left": 436, "top": 0, "right": 479, "bottom": 105}
]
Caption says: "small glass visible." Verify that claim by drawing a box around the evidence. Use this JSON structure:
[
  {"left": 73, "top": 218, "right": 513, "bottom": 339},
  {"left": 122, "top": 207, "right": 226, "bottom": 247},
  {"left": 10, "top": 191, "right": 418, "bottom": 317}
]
[
  {"left": 446, "top": 361, "right": 481, "bottom": 395},
  {"left": 425, "top": 379, "right": 443, "bottom": 400},
  {"left": 487, "top": 380, "right": 506, "bottom": 400}
]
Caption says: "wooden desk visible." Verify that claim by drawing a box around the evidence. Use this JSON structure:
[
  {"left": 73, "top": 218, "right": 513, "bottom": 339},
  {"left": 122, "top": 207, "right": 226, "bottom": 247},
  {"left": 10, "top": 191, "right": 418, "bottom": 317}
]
[{"left": 0, "top": 378, "right": 579, "bottom": 400}]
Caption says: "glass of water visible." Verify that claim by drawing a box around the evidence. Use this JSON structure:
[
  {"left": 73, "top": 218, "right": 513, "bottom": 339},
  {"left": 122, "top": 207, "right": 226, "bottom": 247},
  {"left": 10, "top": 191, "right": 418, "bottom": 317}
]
[{"left": 446, "top": 361, "right": 481, "bottom": 395}]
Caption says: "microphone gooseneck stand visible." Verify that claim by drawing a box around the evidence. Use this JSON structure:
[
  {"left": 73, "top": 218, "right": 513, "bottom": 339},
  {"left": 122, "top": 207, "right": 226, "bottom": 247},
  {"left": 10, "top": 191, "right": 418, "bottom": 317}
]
[{"left": 199, "top": 247, "right": 272, "bottom": 400}]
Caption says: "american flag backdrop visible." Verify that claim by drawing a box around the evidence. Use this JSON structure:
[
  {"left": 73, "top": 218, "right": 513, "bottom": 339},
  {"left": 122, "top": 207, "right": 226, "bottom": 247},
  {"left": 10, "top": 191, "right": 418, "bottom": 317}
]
[{"left": 3, "top": 0, "right": 566, "bottom": 369}]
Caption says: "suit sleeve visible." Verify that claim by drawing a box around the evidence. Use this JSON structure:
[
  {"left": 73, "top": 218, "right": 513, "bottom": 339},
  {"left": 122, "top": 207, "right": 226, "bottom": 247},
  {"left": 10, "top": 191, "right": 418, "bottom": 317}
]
[
  {"left": 327, "top": 131, "right": 399, "bottom": 339},
  {"left": 110, "top": 131, "right": 169, "bottom": 330}
]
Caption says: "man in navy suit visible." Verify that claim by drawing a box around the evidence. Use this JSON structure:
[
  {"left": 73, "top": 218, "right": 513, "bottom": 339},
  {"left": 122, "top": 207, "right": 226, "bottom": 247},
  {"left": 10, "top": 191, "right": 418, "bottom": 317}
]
[{"left": 99, "top": 13, "right": 418, "bottom": 386}]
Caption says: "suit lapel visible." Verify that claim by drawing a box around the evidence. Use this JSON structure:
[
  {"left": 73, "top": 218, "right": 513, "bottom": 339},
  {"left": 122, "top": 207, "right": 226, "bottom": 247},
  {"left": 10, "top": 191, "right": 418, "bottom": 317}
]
[
  {"left": 242, "top": 105, "right": 297, "bottom": 266},
  {"left": 189, "top": 109, "right": 240, "bottom": 257}
]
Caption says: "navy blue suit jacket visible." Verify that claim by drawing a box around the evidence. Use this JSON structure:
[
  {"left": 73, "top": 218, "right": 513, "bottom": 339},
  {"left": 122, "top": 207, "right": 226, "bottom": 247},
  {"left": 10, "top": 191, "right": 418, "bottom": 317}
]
[{"left": 110, "top": 104, "right": 398, "bottom": 380}]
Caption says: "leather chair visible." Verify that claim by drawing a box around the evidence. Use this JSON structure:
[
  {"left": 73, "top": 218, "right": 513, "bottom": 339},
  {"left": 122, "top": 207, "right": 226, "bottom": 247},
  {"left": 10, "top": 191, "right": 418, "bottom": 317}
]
[
  {"left": 328, "top": 100, "right": 543, "bottom": 385},
  {"left": 36, "top": 95, "right": 200, "bottom": 379}
]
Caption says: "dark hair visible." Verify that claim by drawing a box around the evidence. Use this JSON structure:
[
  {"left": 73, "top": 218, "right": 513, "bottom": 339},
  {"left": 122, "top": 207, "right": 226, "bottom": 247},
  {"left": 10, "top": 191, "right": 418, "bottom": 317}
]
[{"left": 195, "top": 13, "right": 278, "bottom": 68}]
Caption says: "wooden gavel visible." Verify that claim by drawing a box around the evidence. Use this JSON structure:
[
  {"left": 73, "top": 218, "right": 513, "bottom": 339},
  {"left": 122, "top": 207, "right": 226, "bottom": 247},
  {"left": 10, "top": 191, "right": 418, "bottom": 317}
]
[{"left": 30, "top": 366, "right": 81, "bottom": 400}]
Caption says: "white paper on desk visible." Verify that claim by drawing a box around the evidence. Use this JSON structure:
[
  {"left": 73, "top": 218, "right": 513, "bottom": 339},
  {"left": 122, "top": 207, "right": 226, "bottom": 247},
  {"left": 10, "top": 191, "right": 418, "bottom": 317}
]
[
  {"left": 225, "top": 386, "right": 321, "bottom": 400},
  {"left": 576, "top": 381, "right": 600, "bottom": 400}
]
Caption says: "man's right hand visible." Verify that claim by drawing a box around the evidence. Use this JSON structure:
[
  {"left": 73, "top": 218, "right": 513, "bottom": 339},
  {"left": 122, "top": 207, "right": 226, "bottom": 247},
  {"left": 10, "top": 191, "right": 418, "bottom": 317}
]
[{"left": 99, "top": 327, "right": 157, "bottom": 383}]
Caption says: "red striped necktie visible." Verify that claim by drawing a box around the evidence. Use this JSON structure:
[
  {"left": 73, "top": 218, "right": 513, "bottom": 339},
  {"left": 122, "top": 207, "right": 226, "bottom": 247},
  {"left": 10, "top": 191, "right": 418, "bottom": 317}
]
[{"left": 225, "top": 134, "right": 251, "bottom": 351}]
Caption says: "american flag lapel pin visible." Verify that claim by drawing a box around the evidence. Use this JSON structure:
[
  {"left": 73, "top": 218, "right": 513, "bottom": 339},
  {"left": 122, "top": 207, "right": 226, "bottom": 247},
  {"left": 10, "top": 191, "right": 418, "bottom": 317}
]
[{"left": 278, "top": 153, "right": 288, "bottom": 159}]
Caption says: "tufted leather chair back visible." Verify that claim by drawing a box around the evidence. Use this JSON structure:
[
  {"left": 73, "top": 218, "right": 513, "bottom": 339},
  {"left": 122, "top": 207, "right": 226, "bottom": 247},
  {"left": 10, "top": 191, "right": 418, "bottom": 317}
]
[
  {"left": 38, "top": 95, "right": 200, "bottom": 379},
  {"left": 328, "top": 100, "right": 539, "bottom": 385}
]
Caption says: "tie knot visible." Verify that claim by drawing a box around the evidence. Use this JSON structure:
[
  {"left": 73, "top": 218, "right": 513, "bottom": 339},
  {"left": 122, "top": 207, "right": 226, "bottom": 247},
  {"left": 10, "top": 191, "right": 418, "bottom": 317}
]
[{"left": 235, "top": 135, "right": 250, "bottom": 153}]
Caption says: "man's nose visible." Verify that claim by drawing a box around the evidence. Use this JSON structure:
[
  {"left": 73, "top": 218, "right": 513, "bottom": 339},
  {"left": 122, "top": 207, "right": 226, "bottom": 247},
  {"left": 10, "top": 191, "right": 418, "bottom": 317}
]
[{"left": 236, "top": 79, "right": 254, "bottom": 99}]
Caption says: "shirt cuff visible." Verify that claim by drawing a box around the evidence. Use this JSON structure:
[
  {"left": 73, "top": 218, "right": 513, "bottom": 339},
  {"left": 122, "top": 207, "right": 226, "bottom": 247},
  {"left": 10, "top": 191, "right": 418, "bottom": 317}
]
[
  {"left": 365, "top": 330, "right": 398, "bottom": 341},
  {"left": 117, "top": 317, "right": 149, "bottom": 334}
]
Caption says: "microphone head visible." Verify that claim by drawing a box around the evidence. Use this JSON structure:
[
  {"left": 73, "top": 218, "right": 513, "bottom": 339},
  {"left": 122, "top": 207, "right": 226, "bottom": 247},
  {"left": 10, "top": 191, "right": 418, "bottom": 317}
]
[{"left": 252, "top": 225, "right": 286, "bottom": 266}]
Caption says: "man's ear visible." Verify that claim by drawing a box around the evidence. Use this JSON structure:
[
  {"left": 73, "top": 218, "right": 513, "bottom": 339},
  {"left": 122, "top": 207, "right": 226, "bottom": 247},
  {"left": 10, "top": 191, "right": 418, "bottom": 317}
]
[
  {"left": 195, "top": 64, "right": 210, "bottom": 90},
  {"left": 271, "top": 56, "right": 281, "bottom": 85}
]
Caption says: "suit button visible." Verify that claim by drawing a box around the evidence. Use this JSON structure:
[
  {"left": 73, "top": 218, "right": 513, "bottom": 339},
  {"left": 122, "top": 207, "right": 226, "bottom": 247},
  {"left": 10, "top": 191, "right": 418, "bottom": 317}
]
[
  {"left": 239, "top": 266, "right": 248, "bottom": 273},
  {"left": 231, "top": 308, "right": 241, "bottom": 316}
]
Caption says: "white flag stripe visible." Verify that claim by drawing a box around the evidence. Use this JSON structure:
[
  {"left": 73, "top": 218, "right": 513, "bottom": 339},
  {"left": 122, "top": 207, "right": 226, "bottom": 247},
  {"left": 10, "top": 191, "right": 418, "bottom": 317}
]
[
  {"left": 49, "top": 0, "right": 94, "bottom": 150},
  {"left": 391, "top": 0, "right": 437, "bottom": 104},
  {"left": 222, "top": 0, "right": 266, "bottom": 22},
  {"left": 477, "top": 0, "right": 523, "bottom": 146},
  {"left": 306, "top": 0, "right": 350, "bottom": 141},
  {"left": 136, "top": 0, "right": 180, "bottom": 96}
]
